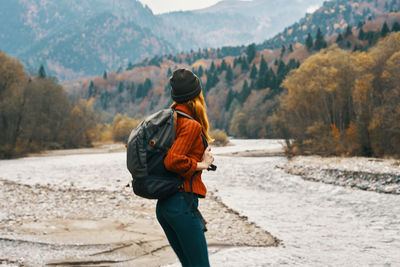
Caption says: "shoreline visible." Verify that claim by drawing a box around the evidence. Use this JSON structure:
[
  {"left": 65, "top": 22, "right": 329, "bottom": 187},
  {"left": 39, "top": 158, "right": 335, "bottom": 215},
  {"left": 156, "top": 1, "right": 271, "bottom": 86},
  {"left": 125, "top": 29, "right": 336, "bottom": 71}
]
[
  {"left": 0, "top": 177, "right": 278, "bottom": 266},
  {"left": 278, "top": 156, "right": 400, "bottom": 195}
]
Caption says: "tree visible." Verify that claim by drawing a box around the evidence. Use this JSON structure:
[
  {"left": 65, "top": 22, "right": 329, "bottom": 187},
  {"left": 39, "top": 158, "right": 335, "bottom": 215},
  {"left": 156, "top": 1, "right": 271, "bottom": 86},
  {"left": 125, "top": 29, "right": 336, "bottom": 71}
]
[
  {"left": 246, "top": 43, "right": 257, "bottom": 63},
  {"left": 306, "top": 33, "right": 313, "bottom": 51},
  {"left": 220, "top": 59, "right": 227, "bottom": 72},
  {"left": 381, "top": 22, "right": 390, "bottom": 37},
  {"left": 127, "top": 62, "right": 134, "bottom": 71},
  {"left": 88, "top": 81, "right": 95, "bottom": 98},
  {"left": 289, "top": 44, "right": 294, "bottom": 52},
  {"left": 280, "top": 45, "right": 286, "bottom": 57},
  {"left": 345, "top": 25, "right": 353, "bottom": 37},
  {"left": 103, "top": 71, "right": 108, "bottom": 80},
  {"left": 241, "top": 57, "right": 249, "bottom": 72},
  {"left": 198, "top": 66, "right": 204, "bottom": 77},
  {"left": 358, "top": 29, "right": 365, "bottom": 40},
  {"left": 167, "top": 67, "right": 172, "bottom": 77},
  {"left": 0, "top": 52, "right": 26, "bottom": 158},
  {"left": 250, "top": 64, "right": 257, "bottom": 80},
  {"left": 336, "top": 33, "right": 343, "bottom": 43},
  {"left": 38, "top": 65, "right": 46, "bottom": 78},
  {"left": 314, "top": 28, "right": 327, "bottom": 50},
  {"left": 226, "top": 65, "right": 233, "bottom": 85},
  {"left": 392, "top": 22, "right": 400, "bottom": 32},
  {"left": 238, "top": 80, "right": 251, "bottom": 103},
  {"left": 257, "top": 56, "right": 268, "bottom": 89},
  {"left": 225, "top": 89, "right": 235, "bottom": 110}
]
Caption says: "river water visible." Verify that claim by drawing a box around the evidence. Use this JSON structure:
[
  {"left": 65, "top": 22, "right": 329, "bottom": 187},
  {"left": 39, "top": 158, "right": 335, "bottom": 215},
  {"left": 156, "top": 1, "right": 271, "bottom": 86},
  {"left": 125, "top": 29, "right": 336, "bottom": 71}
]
[
  {"left": 200, "top": 140, "right": 400, "bottom": 266},
  {"left": 1, "top": 139, "right": 400, "bottom": 266}
]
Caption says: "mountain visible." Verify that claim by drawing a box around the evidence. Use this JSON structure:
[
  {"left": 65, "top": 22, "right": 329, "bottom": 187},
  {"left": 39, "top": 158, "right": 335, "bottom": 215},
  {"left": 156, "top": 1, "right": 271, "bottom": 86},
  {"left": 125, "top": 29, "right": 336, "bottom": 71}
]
[
  {"left": 66, "top": 0, "right": 400, "bottom": 140},
  {"left": 19, "top": 12, "right": 176, "bottom": 78},
  {"left": 260, "top": 0, "right": 400, "bottom": 49},
  {"left": 0, "top": 0, "right": 197, "bottom": 78},
  {"left": 160, "top": 0, "right": 325, "bottom": 47}
]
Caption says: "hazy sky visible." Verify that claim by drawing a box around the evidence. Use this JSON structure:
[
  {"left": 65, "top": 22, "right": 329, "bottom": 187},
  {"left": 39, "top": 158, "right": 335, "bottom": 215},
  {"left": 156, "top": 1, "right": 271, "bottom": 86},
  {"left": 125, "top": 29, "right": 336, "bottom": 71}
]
[{"left": 138, "top": 0, "right": 222, "bottom": 14}]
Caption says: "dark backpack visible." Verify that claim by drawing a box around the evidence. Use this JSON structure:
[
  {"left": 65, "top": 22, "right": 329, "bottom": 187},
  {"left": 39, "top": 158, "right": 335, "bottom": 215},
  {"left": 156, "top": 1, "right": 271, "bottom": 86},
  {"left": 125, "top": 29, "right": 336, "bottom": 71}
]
[{"left": 127, "top": 108, "right": 206, "bottom": 199}]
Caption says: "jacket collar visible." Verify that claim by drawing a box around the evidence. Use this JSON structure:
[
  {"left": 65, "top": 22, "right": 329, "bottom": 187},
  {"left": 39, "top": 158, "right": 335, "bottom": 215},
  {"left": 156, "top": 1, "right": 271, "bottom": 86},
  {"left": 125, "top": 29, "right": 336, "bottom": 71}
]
[{"left": 174, "top": 103, "right": 194, "bottom": 118}]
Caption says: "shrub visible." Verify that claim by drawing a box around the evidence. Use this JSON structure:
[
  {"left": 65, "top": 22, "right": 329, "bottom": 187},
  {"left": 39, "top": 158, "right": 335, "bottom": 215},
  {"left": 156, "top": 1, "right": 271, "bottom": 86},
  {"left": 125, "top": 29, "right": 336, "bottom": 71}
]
[
  {"left": 112, "top": 114, "right": 141, "bottom": 143},
  {"left": 210, "top": 129, "right": 230, "bottom": 146}
]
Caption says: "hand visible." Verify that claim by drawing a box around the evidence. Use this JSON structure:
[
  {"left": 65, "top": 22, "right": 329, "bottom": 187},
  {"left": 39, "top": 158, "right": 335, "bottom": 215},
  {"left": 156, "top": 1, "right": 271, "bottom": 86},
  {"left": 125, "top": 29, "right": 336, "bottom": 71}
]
[{"left": 196, "top": 147, "right": 214, "bottom": 171}]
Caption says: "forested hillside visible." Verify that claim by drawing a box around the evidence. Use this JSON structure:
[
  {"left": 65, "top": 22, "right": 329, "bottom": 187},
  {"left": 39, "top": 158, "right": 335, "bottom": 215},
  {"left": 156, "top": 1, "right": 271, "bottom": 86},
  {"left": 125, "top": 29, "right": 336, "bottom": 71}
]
[{"left": 260, "top": 0, "right": 400, "bottom": 49}]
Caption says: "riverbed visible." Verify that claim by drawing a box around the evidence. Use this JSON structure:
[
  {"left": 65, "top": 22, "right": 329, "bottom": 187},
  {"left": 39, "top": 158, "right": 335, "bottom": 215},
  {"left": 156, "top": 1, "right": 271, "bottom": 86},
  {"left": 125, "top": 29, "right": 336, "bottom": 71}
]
[{"left": 1, "top": 139, "right": 400, "bottom": 266}]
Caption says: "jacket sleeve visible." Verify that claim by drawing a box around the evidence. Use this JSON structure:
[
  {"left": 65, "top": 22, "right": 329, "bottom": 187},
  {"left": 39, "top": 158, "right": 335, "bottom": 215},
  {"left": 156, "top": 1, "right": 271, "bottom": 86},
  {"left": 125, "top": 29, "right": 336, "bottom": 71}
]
[{"left": 164, "top": 119, "right": 201, "bottom": 180}]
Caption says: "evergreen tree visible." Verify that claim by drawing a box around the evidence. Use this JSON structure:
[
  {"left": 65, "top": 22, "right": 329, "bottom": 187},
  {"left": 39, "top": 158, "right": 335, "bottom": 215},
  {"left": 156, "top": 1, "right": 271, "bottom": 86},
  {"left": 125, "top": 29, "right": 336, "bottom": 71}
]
[
  {"left": 250, "top": 64, "right": 257, "bottom": 80},
  {"left": 241, "top": 57, "right": 249, "bottom": 72},
  {"left": 238, "top": 80, "right": 251, "bottom": 103},
  {"left": 358, "top": 29, "right": 365, "bottom": 40},
  {"left": 225, "top": 89, "right": 235, "bottom": 110},
  {"left": 246, "top": 43, "right": 257, "bottom": 63},
  {"left": 381, "top": 22, "right": 390, "bottom": 37},
  {"left": 167, "top": 67, "right": 172, "bottom": 77},
  {"left": 280, "top": 45, "right": 286, "bottom": 57},
  {"left": 345, "top": 26, "right": 353, "bottom": 37},
  {"left": 118, "top": 82, "right": 124, "bottom": 93},
  {"left": 144, "top": 78, "right": 152, "bottom": 93},
  {"left": 392, "top": 22, "right": 400, "bottom": 32},
  {"left": 220, "top": 59, "right": 227, "bottom": 72},
  {"left": 198, "top": 66, "right": 204, "bottom": 77},
  {"left": 226, "top": 65, "right": 233, "bottom": 85},
  {"left": 103, "top": 71, "right": 108, "bottom": 80},
  {"left": 314, "top": 28, "right": 327, "bottom": 51},
  {"left": 136, "top": 83, "right": 144, "bottom": 98},
  {"left": 127, "top": 62, "right": 134, "bottom": 71},
  {"left": 357, "top": 21, "right": 365, "bottom": 29},
  {"left": 289, "top": 44, "right": 294, "bottom": 52},
  {"left": 336, "top": 33, "right": 343, "bottom": 43},
  {"left": 38, "top": 65, "right": 46, "bottom": 78},
  {"left": 88, "top": 81, "right": 95, "bottom": 98},
  {"left": 210, "top": 62, "right": 216, "bottom": 72},
  {"left": 306, "top": 33, "right": 313, "bottom": 51},
  {"left": 257, "top": 56, "right": 268, "bottom": 88}
]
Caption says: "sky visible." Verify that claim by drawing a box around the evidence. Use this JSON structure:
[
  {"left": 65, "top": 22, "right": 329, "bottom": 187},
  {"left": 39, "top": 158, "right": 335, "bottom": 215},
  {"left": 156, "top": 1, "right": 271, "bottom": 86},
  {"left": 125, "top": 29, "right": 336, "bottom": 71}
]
[{"left": 138, "top": 0, "right": 222, "bottom": 14}]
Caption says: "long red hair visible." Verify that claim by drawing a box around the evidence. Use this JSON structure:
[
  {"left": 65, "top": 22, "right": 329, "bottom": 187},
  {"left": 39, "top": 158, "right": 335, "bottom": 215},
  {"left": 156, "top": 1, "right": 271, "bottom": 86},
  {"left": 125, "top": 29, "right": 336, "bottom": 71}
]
[{"left": 171, "top": 91, "right": 214, "bottom": 143}]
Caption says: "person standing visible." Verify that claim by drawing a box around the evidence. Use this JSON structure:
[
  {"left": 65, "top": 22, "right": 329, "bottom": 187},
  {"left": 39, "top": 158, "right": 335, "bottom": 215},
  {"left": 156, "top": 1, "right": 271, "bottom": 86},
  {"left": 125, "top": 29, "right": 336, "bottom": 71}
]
[{"left": 156, "top": 68, "right": 214, "bottom": 267}]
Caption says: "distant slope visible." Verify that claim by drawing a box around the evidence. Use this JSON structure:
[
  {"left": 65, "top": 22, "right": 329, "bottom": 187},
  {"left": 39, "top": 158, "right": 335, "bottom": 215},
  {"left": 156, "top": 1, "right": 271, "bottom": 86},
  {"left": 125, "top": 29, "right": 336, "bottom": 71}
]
[
  {"left": 160, "top": 0, "right": 325, "bottom": 47},
  {"left": 0, "top": 0, "right": 197, "bottom": 78},
  {"left": 260, "top": 0, "right": 400, "bottom": 49},
  {"left": 19, "top": 12, "right": 176, "bottom": 78}
]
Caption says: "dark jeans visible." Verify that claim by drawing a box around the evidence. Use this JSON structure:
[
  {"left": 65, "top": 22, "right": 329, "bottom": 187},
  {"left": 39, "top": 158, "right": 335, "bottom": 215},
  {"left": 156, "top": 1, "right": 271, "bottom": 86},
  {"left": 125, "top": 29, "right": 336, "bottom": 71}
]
[{"left": 156, "top": 192, "right": 210, "bottom": 267}]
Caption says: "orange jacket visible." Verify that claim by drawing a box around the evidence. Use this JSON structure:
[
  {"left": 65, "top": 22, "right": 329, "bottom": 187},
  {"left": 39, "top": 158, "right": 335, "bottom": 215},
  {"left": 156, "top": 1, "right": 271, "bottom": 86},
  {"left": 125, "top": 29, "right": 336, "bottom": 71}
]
[{"left": 164, "top": 104, "right": 207, "bottom": 197}]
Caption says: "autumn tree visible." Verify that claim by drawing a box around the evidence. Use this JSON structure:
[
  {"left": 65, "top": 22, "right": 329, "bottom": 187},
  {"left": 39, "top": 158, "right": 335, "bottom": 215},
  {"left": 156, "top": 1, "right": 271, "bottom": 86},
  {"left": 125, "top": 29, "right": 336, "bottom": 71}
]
[{"left": 0, "top": 52, "right": 26, "bottom": 158}]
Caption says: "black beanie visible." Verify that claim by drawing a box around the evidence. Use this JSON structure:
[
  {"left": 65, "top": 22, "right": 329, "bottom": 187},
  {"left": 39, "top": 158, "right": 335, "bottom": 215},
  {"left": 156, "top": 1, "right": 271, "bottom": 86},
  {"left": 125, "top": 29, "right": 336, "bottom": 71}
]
[{"left": 169, "top": 68, "right": 202, "bottom": 103}]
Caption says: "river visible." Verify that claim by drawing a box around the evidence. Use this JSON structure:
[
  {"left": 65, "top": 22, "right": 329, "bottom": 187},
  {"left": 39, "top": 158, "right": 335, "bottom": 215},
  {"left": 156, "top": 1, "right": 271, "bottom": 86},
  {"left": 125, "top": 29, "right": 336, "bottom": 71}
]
[{"left": 1, "top": 139, "right": 399, "bottom": 266}]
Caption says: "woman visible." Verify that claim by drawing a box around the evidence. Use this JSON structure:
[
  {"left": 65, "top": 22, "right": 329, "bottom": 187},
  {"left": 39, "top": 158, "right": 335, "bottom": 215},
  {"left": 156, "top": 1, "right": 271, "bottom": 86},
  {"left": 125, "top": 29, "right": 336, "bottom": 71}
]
[{"left": 156, "top": 68, "right": 214, "bottom": 267}]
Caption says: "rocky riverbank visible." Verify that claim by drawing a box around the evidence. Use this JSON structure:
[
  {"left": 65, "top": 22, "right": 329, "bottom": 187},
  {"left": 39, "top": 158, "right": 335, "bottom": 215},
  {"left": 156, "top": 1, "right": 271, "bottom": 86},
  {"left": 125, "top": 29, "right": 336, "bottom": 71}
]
[
  {"left": 0, "top": 177, "right": 278, "bottom": 267},
  {"left": 278, "top": 156, "right": 400, "bottom": 194}
]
